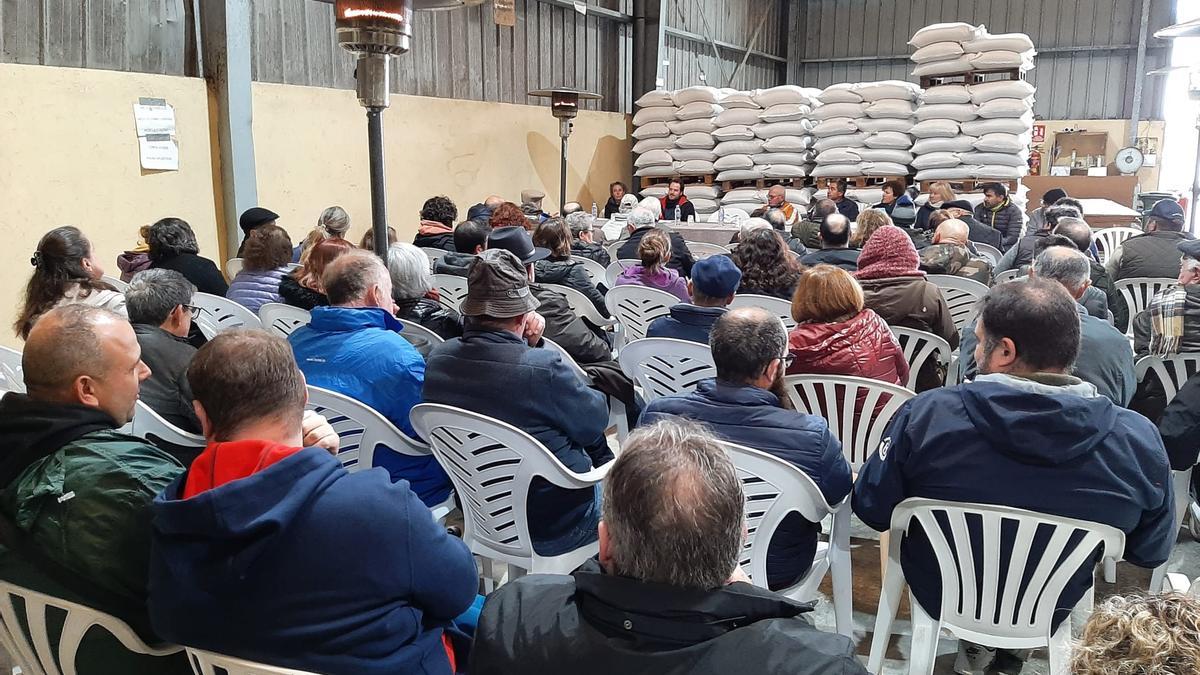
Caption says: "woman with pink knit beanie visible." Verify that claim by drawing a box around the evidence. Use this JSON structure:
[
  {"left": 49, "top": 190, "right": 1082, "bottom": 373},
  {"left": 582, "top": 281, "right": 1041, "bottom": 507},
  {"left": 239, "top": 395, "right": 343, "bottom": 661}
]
[{"left": 855, "top": 225, "right": 959, "bottom": 391}]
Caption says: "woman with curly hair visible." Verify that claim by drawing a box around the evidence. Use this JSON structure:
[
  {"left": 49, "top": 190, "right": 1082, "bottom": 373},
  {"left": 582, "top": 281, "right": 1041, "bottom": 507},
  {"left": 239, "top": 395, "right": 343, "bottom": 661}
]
[
  {"left": 733, "top": 228, "right": 803, "bottom": 300},
  {"left": 147, "top": 217, "right": 228, "bottom": 296},
  {"left": 614, "top": 228, "right": 689, "bottom": 302},
  {"left": 1072, "top": 592, "right": 1200, "bottom": 674},
  {"left": 14, "top": 226, "right": 126, "bottom": 339},
  {"left": 227, "top": 224, "right": 293, "bottom": 313},
  {"left": 412, "top": 195, "right": 458, "bottom": 250},
  {"left": 852, "top": 208, "right": 893, "bottom": 249},
  {"left": 279, "top": 238, "right": 354, "bottom": 310},
  {"left": 489, "top": 202, "right": 532, "bottom": 231}
]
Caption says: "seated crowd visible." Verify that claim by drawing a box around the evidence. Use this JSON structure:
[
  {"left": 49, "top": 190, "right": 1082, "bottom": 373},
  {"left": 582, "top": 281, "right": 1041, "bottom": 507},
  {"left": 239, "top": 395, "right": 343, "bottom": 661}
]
[{"left": 2, "top": 178, "right": 1198, "bottom": 675}]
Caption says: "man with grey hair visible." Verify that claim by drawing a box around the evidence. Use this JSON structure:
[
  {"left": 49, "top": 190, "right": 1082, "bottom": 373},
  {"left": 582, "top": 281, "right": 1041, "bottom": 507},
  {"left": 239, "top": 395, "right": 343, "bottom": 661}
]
[
  {"left": 959, "top": 246, "right": 1135, "bottom": 405},
  {"left": 288, "top": 250, "right": 452, "bottom": 507},
  {"left": 566, "top": 211, "right": 610, "bottom": 266},
  {"left": 127, "top": 268, "right": 202, "bottom": 433},
  {"left": 388, "top": 242, "right": 463, "bottom": 351},
  {"left": 757, "top": 208, "right": 807, "bottom": 256},
  {"left": 642, "top": 307, "right": 851, "bottom": 590},
  {"left": 1133, "top": 238, "right": 1200, "bottom": 357},
  {"left": 617, "top": 206, "right": 695, "bottom": 276},
  {"left": 470, "top": 417, "right": 865, "bottom": 674},
  {"left": 1053, "top": 217, "right": 1127, "bottom": 329}
]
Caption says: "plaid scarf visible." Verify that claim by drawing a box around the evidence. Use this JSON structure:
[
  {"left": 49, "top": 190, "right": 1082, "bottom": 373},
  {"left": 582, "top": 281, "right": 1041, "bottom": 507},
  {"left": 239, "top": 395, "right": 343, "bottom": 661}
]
[{"left": 1150, "top": 285, "right": 1189, "bottom": 356}]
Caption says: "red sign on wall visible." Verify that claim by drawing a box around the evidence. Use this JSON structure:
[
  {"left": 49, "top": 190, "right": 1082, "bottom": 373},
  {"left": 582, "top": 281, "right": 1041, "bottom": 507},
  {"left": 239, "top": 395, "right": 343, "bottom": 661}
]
[{"left": 1032, "top": 123, "right": 1046, "bottom": 144}]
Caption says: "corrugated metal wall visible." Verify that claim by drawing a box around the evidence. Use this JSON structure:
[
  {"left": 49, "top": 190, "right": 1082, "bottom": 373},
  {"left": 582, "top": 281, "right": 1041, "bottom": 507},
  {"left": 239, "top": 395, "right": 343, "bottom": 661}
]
[
  {"left": 250, "top": 0, "right": 632, "bottom": 113},
  {"left": 0, "top": 0, "right": 191, "bottom": 75},
  {"left": 787, "top": 0, "right": 1174, "bottom": 120},
  {"left": 661, "top": 0, "right": 788, "bottom": 91}
]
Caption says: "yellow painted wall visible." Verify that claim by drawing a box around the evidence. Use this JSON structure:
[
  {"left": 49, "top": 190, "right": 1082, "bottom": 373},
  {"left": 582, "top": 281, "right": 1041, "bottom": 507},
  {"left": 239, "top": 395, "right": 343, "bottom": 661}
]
[
  {"left": 0, "top": 63, "right": 222, "bottom": 349},
  {"left": 251, "top": 82, "right": 632, "bottom": 247},
  {"left": 1033, "top": 119, "right": 1165, "bottom": 192}
]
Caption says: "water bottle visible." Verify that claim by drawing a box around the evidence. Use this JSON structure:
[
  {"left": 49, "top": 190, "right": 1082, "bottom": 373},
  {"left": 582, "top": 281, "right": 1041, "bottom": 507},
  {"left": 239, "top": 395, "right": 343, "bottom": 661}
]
[
  {"left": 591, "top": 202, "right": 598, "bottom": 218},
  {"left": 674, "top": 205, "right": 682, "bottom": 222},
  {"left": 718, "top": 206, "right": 726, "bottom": 224}
]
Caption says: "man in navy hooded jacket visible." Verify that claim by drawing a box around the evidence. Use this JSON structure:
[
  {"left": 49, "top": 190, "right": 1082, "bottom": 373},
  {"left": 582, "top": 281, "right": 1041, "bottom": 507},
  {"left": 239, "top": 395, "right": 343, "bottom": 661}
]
[
  {"left": 642, "top": 307, "right": 852, "bottom": 591},
  {"left": 646, "top": 254, "right": 741, "bottom": 344},
  {"left": 853, "top": 278, "right": 1173, "bottom": 671},
  {"left": 149, "top": 330, "right": 478, "bottom": 675},
  {"left": 288, "top": 250, "right": 452, "bottom": 507}
]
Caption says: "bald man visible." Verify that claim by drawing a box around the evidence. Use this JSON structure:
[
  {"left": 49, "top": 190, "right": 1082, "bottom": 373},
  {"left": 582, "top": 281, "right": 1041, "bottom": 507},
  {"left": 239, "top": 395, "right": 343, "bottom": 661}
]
[
  {"left": 919, "top": 218, "right": 993, "bottom": 284},
  {"left": 766, "top": 185, "right": 801, "bottom": 227}
]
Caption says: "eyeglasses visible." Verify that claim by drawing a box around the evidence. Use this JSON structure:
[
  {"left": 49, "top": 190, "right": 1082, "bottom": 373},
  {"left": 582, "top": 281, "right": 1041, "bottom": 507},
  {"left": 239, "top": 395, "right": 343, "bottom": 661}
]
[
  {"left": 778, "top": 354, "right": 794, "bottom": 369},
  {"left": 184, "top": 304, "right": 200, "bottom": 318}
]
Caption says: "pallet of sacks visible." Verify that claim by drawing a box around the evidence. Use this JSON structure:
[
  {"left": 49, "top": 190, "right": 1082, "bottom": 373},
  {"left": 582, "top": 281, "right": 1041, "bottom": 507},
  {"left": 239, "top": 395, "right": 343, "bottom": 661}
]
[{"left": 810, "top": 80, "right": 921, "bottom": 183}]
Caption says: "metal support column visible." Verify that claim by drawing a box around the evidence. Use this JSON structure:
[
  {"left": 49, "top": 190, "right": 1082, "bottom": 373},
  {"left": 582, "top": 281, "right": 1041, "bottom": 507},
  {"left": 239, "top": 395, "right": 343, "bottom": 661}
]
[
  {"left": 1129, "top": 0, "right": 1153, "bottom": 145},
  {"left": 198, "top": 0, "right": 259, "bottom": 261},
  {"left": 367, "top": 107, "right": 389, "bottom": 259}
]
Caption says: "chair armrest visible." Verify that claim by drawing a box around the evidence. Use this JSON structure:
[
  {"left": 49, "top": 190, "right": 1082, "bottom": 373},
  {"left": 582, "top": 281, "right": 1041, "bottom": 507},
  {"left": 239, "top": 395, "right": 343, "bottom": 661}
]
[{"left": 537, "top": 461, "right": 613, "bottom": 490}]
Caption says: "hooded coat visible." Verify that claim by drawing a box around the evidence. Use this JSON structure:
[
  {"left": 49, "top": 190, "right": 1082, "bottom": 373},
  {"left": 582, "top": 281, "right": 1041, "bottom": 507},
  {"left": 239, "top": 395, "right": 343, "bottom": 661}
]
[
  {"left": 535, "top": 258, "right": 608, "bottom": 317},
  {"left": 853, "top": 373, "right": 1174, "bottom": 629},
  {"left": 412, "top": 220, "right": 456, "bottom": 251}
]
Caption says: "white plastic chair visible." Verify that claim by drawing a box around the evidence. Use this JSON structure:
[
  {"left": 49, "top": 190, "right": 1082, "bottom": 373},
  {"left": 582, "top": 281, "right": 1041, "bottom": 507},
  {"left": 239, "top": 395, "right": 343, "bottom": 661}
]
[
  {"left": 1093, "top": 226, "right": 1142, "bottom": 265},
  {"left": 729, "top": 293, "right": 797, "bottom": 330},
  {"left": 410, "top": 403, "right": 609, "bottom": 580},
  {"left": 973, "top": 243, "right": 1003, "bottom": 267},
  {"left": 570, "top": 255, "right": 608, "bottom": 287},
  {"left": 185, "top": 648, "right": 319, "bottom": 675},
  {"left": 604, "top": 240, "right": 626, "bottom": 264},
  {"left": 192, "top": 292, "right": 262, "bottom": 339},
  {"left": 1134, "top": 352, "right": 1200, "bottom": 404},
  {"left": 420, "top": 247, "right": 448, "bottom": 269},
  {"left": 540, "top": 283, "right": 616, "bottom": 328},
  {"left": 101, "top": 275, "right": 129, "bottom": 292},
  {"left": 431, "top": 273, "right": 468, "bottom": 313},
  {"left": 603, "top": 259, "right": 638, "bottom": 288},
  {"left": 396, "top": 318, "right": 445, "bottom": 351},
  {"left": 0, "top": 346, "right": 24, "bottom": 395},
  {"left": 993, "top": 268, "right": 1023, "bottom": 285},
  {"left": 686, "top": 241, "right": 731, "bottom": 259},
  {"left": 542, "top": 337, "right": 629, "bottom": 441},
  {"left": 257, "top": 303, "right": 311, "bottom": 339},
  {"left": 224, "top": 258, "right": 244, "bottom": 279},
  {"left": 618, "top": 337, "right": 716, "bottom": 402},
  {"left": 705, "top": 207, "right": 751, "bottom": 225},
  {"left": 928, "top": 274, "right": 989, "bottom": 333},
  {"left": 1115, "top": 277, "right": 1177, "bottom": 336},
  {"left": 0, "top": 581, "right": 182, "bottom": 675},
  {"left": 867, "top": 499, "right": 1124, "bottom": 675},
  {"left": 131, "top": 401, "right": 205, "bottom": 450},
  {"left": 890, "top": 327, "right": 953, "bottom": 390},
  {"left": 782, "top": 374, "right": 915, "bottom": 472},
  {"left": 721, "top": 441, "right": 853, "bottom": 637},
  {"left": 605, "top": 285, "right": 680, "bottom": 350}
]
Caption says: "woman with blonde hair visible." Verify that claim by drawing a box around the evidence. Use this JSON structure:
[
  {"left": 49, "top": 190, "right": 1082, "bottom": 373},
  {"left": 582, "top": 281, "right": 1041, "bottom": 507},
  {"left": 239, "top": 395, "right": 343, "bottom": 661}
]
[
  {"left": 279, "top": 238, "right": 353, "bottom": 310},
  {"left": 786, "top": 264, "right": 907, "bottom": 389},
  {"left": 295, "top": 206, "right": 351, "bottom": 264},
  {"left": 1072, "top": 592, "right": 1200, "bottom": 674},
  {"left": 614, "top": 228, "right": 689, "bottom": 302},
  {"left": 916, "top": 181, "right": 956, "bottom": 231},
  {"left": 852, "top": 209, "right": 894, "bottom": 249}
]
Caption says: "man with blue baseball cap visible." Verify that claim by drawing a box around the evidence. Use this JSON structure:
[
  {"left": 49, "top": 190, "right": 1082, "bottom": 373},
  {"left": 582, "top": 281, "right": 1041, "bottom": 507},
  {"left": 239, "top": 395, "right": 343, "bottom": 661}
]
[
  {"left": 1109, "top": 199, "right": 1195, "bottom": 282},
  {"left": 646, "top": 255, "right": 742, "bottom": 344}
]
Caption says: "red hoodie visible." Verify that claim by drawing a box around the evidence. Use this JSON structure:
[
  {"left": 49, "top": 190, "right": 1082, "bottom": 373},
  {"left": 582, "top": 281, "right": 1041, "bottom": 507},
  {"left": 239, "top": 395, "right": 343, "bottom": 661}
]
[{"left": 182, "top": 440, "right": 303, "bottom": 499}]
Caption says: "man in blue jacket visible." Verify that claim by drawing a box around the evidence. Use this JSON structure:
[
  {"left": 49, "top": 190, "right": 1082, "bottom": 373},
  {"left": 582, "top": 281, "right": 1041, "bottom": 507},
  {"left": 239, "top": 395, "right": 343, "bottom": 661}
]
[
  {"left": 854, "top": 278, "right": 1173, "bottom": 674},
  {"left": 641, "top": 307, "right": 852, "bottom": 590},
  {"left": 423, "top": 249, "right": 612, "bottom": 557},
  {"left": 646, "top": 254, "right": 741, "bottom": 344},
  {"left": 149, "top": 331, "right": 478, "bottom": 675},
  {"left": 288, "top": 250, "right": 451, "bottom": 507}
]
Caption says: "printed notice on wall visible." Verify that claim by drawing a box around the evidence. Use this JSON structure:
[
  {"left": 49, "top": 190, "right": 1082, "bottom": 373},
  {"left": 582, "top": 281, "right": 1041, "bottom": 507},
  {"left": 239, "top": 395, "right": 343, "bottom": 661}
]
[
  {"left": 134, "top": 97, "right": 178, "bottom": 171},
  {"left": 138, "top": 134, "right": 179, "bottom": 171}
]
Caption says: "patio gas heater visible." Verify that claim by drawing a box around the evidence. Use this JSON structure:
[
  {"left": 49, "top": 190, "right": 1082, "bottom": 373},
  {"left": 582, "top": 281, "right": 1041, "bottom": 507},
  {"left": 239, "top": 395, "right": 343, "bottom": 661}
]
[
  {"left": 529, "top": 88, "right": 601, "bottom": 213},
  {"left": 334, "top": 0, "right": 476, "bottom": 257}
]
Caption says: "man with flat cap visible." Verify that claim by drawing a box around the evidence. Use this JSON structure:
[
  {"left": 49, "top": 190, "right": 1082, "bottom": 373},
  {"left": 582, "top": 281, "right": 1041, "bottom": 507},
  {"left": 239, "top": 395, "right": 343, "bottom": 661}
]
[
  {"left": 1109, "top": 199, "right": 1196, "bottom": 282},
  {"left": 236, "top": 206, "right": 279, "bottom": 257},
  {"left": 647, "top": 255, "right": 741, "bottom": 344},
  {"left": 423, "top": 248, "right": 612, "bottom": 557}
]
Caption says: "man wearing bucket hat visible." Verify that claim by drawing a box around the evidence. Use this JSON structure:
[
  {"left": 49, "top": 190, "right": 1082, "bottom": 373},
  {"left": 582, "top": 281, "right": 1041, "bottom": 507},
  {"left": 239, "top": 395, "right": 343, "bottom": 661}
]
[
  {"left": 1109, "top": 199, "right": 1195, "bottom": 282},
  {"left": 423, "top": 248, "right": 612, "bottom": 556}
]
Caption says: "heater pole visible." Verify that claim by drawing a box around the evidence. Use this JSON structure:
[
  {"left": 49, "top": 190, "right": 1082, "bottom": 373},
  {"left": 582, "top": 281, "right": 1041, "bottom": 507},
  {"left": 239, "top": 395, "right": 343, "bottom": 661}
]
[
  {"left": 367, "top": 106, "right": 389, "bottom": 260},
  {"left": 560, "top": 134, "right": 569, "bottom": 215}
]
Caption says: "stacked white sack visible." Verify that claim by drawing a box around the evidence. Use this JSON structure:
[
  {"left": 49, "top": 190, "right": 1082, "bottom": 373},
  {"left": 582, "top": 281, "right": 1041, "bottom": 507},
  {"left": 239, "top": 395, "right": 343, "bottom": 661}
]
[
  {"left": 909, "top": 22, "right": 1035, "bottom": 79},
  {"left": 812, "top": 80, "right": 920, "bottom": 179},
  {"left": 745, "top": 85, "right": 821, "bottom": 182},
  {"left": 711, "top": 89, "right": 765, "bottom": 183},
  {"left": 669, "top": 86, "right": 722, "bottom": 178},
  {"left": 632, "top": 89, "right": 680, "bottom": 179},
  {"left": 642, "top": 184, "right": 723, "bottom": 217}
]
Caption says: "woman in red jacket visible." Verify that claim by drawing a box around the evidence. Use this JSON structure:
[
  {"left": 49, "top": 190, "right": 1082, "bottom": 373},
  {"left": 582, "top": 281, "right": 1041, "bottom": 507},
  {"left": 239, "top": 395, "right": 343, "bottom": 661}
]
[{"left": 786, "top": 264, "right": 908, "bottom": 389}]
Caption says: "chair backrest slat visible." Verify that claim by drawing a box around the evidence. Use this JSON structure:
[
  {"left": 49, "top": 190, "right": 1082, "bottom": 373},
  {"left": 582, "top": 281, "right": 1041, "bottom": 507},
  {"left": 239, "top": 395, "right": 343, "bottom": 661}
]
[
  {"left": 605, "top": 285, "right": 678, "bottom": 348},
  {"left": 618, "top": 338, "right": 715, "bottom": 401},
  {"left": 1093, "top": 227, "right": 1142, "bottom": 265},
  {"left": 257, "top": 303, "right": 311, "bottom": 339},
  {"left": 431, "top": 274, "right": 469, "bottom": 313},
  {"left": 890, "top": 327, "right": 952, "bottom": 390},
  {"left": 1134, "top": 353, "right": 1200, "bottom": 405},
  {"left": 192, "top": 292, "right": 263, "bottom": 339},
  {"left": 928, "top": 275, "right": 988, "bottom": 332},
  {"left": 783, "top": 375, "right": 915, "bottom": 471},
  {"left": 304, "top": 385, "right": 428, "bottom": 473}
]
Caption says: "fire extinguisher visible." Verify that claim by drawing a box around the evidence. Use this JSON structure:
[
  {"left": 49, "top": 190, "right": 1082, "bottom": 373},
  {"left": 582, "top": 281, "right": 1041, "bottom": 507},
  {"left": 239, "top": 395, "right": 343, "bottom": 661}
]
[{"left": 1029, "top": 149, "right": 1042, "bottom": 175}]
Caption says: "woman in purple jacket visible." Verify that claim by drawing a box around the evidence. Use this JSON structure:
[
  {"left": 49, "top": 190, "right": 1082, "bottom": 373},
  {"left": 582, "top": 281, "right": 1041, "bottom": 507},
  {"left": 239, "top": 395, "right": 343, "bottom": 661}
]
[
  {"left": 614, "top": 228, "right": 690, "bottom": 302},
  {"left": 227, "top": 224, "right": 293, "bottom": 313}
]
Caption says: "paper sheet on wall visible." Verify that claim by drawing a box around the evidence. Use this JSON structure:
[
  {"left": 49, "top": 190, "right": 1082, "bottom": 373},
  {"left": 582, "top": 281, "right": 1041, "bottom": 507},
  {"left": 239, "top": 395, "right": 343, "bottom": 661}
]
[
  {"left": 139, "top": 134, "right": 179, "bottom": 171},
  {"left": 133, "top": 98, "right": 176, "bottom": 137}
]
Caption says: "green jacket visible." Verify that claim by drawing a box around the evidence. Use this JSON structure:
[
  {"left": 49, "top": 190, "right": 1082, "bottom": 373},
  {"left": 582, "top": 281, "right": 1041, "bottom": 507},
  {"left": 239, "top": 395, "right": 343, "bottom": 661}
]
[{"left": 0, "top": 429, "right": 188, "bottom": 674}]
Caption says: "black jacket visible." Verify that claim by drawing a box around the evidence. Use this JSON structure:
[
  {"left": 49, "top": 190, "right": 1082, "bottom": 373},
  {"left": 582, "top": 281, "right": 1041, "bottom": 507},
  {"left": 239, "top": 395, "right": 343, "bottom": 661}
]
[
  {"left": 412, "top": 231, "right": 456, "bottom": 251},
  {"left": 536, "top": 258, "right": 609, "bottom": 317},
  {"left": 532, "top": 285, "right": 612, "bottom": 365},
  {"left": 801, "top": 248, "right": 860, "bottom": 272},
  {"left": 617, "top": 226, "right": 695, "bottom": 277},
  {"left": 571, "top": 240, "right": 611, "bottom": 267},
  {"left": 151, "top": 253, "right": 228, "bottom": 297},
  {"left": 1159, "top": 373, "right": 1200, "bottom": 471},
  {"left": 603, "top": 197, "right": 621, "bottom": 219},
  {"left": 132, "top": 324, "right": 200, "bottom": 434},
  {"left": 433, "top": 252, "right": 477, "bottom": 277},
  {"left": 278, "top": 274, "right": 328, "bottom": 311},
  {"left": 834, "top": 198, "right": 859, "bottom": 222},
  {"left": 394, "top": 297, "right": 463, "bottom": 357},
  {"left": 961, "top": 214, "right": 1003, "bottom": 250},
  {"left": 1090, "top": 262, "right": 1127, "bottom": 330},
  {"left": 973, "top": 199, "right": 1024, "bottom": 250},
  {"left": 1113, "top": 230, "right": 1195, "bottom": 281},
  {"left": 469, "top": 559, "right": 867, "bottom": 675},
  {"left": 661, "top": 197, "right": 696, "bottom": 223}
]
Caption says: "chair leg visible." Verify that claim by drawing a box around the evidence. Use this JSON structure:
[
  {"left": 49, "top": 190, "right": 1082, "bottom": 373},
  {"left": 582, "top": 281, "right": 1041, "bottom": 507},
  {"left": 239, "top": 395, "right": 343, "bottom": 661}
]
[
  {"left": 906, "top": 596, "right": 941, "bottom": 675},
  {"left": 830, "top": 507, "right": 854, "bottom": 638},
  {"left": 867, "top": 539, "right": 905, "bottom": 673},
  {"left": 1103, "top": 558, "right": 1116, "bottom": 584},
  {"left": 1047, "top": 619, "right": 1072, "bottom": 675},
  {"left": 879, "top": 530, "right": 891, "bottom": 580}
]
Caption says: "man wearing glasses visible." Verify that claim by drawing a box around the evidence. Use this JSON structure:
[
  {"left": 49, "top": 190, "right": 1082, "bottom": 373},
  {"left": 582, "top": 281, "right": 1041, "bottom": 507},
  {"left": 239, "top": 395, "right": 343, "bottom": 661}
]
[
  {"left": 125, "top": 268, "right": 204, "bottom": 435},
  {"left": 639, "top": 307, "right": 852, "bottom": 592}
]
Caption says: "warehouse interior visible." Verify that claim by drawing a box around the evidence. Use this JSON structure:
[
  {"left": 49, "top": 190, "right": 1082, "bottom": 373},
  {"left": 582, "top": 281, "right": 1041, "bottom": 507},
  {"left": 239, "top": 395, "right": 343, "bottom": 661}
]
[{"left": 2, "top": 1, "right": 1200, "bottom": 674}]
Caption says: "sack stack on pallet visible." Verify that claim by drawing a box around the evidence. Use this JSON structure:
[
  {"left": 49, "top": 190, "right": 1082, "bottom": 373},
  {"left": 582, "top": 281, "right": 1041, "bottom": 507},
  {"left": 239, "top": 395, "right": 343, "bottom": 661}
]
[
  {"left": 632, "top": 90, "right": 681, "bottom": 180},
  {"left": 748, "top": 85, "right": 821, "bottom": 182},
  {"left": 811, "top": 80, "right": 921, "bottom": 180},
  {"left": 908, "top": 22, "right": 1036, "bottom": 184}
]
